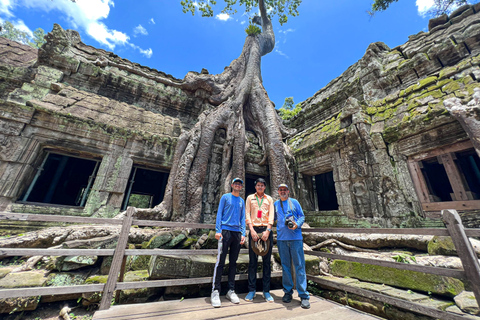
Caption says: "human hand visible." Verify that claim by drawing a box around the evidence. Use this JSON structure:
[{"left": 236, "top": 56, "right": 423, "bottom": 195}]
[
  {"left": 261, "top": 231, "right": 269, "bottom": 241},
  {"left": 251, "top": 229, "right": 259, "bottom": 242},
  {"left": 240, "top": 236, "right": 245, "bottom": 245},
  {"left": 215, "top": 233, "right": 222, "bottom": 240}
]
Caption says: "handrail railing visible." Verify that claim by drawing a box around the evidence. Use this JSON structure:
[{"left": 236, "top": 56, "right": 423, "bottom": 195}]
[{"left": 0, "top": 208, "right": 479, "bottom": 320}]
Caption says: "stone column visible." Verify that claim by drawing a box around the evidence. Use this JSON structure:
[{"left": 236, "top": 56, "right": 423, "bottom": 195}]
[{"left": 84, "top": 146, "right": 132, "bottom": 218}]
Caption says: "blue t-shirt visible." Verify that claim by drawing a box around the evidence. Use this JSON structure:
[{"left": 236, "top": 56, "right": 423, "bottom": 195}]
[
  {"left": 215, "top": 193, "right": 246, "bottom": 236},
  {"left": 274, "top": 198, "right": 304, "bottom": 241}
]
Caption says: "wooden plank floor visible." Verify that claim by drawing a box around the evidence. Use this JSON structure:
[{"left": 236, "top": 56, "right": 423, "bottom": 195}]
[{"left": 93, "top": 289, "right": 383, "bottom": 320}]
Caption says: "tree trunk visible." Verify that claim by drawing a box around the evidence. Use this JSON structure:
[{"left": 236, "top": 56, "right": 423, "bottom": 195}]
[{"left": 136, "top": 0, "right": 295, "bottom": 222}]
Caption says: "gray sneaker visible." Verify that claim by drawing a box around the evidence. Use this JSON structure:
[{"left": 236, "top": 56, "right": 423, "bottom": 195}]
[
  {"left": 226, "top": 290, "right": 240, "bottom": 304},
  {"left": 211, "top": 290, "right": 221, "bottom": 308}
]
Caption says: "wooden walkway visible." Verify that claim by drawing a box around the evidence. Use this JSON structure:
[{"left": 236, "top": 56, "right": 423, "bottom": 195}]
[{"left": 92, "top": 289, "right": 382, "bottom": 320}]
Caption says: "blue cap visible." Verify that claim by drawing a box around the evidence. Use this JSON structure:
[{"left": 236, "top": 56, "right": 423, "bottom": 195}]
[
  {"left": 232, "top": 177, "right": 244, "bottom": 184},
  {"left": 278, "top": 183, "right": 289, "bottom": 189}
]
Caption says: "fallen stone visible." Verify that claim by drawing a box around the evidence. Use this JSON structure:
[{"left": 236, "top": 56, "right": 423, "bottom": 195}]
[
  {"left": 454, "top": 291, "right": 480, "bottom": 315},
  {"left": 331, "top": 260, "right": 464, "bottom": 297},
  {"left": 0, "top": 270, "right": 48, "bottom": 288},
  {"left": 56, "top": 255, "right": 98, "bottom": 271}
]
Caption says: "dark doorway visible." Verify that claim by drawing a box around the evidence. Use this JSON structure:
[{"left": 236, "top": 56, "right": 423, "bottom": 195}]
[
  {"left": 22, "top": 153, "right": 100, "bottom": 206},
  {"left": 121, "top": 167, "right": 169, "bottom": 210},
  {"left": 314, "top": 171, "right": 339, "bottom": 210},
  {"left": 455, "top": 149, "right": 480, "bottom": 199},
  {"left": 421, "top": 158, "right": 453, "bottom": 201},
  {"left": 245, "top": 174, "right": 270, "bottom": 199}
]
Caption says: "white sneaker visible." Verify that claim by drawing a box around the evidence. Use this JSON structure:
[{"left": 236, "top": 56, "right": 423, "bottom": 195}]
[
  {"left": 211, "top": 290, "right": 221, "bottom": 308},
  {"left": 226, "top": 290, "right": 240, "bottom": 304}
]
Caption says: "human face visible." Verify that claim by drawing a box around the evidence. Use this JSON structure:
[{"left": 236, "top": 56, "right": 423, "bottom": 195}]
[
  {"left": 255, "top": 182, "right": 266, "bottom": 196},
  {"left": 231, "top": 182, "right": 243, "bottom": 192},
  {"left": 278, "top": 187, "right": 289, "bottom": 200}
]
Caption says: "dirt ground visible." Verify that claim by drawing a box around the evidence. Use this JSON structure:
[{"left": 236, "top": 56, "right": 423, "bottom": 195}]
[{"left": 2, "top": 301, "right": 96, "bottom": 320}]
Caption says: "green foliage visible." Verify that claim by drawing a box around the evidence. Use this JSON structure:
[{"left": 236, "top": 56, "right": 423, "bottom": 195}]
[
  {"left": 30, "top": 28, "right": 46, "bottom": 48},
  {"left": 127, "top": 194, "right": 152, "bottom": 208},
  {"left": 391, "top": 253, "right": 417, "bottom": 264},
  {"left": 370, "top": 0, "right": 474, "bottom": 17},
  {"left": 245, "top": 23, "right": 261, "bottom": 36},
  {"left": 0, "top": 21, "right": 46, "bottom": 48},
  {"left": 180, "top": 0, "right": 301, "bottom": 25},
  {"left": 278, "top": 96, "right": 302, "bottom": 120}
]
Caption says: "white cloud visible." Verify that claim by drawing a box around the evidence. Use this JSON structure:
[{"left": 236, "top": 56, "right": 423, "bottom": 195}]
[
  {"left": 279, "top": 28, "right": 295, "bottom": 34},
  {"left": 129, "top": 43, "right": 153, "bottom": 58},
  {"left": 7, "top": 0, "right": 128, "bottom": 50},
  {"left": 0, "top": 0, "right": 155, "bottom": 58},
  {"left": 416, "top": 0, "right": 434, "bottom": 16},
  {"left": 133, "top": 24, "right": 148, "bottom": 37},
  {"left": 0, "top": 0, "right": 14, "bottom": 18},
  {"left": 139, "top": 47, "right": 153, "bottom": 58},
  {"left": 215, "top": 13, "right": 231, "bottom": 21},
  {"left": 12, "top": 19, "right": 33, "bottom": 36},
  {"left": 241, "top": 20, "right": 246, "bottom": 25},
  {"left": 274, "top": 41, "right": 289, "bottom": 59}
]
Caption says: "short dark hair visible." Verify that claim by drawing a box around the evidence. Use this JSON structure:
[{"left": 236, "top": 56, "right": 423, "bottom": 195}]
[{"left": 255, "top": 178, "right": 267, "bottom": 186}]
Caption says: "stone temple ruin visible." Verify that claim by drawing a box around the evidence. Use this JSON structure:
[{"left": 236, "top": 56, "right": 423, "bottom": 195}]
[{"left": 1, "top": 4, "right": 480, "bottom": 235}]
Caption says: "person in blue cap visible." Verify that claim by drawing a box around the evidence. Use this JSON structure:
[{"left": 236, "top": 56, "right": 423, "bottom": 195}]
[
  {"left": 274, "top": 183, "right": 310, "bottom": 309},
  {"left": 211, "top": 177, "right": 246, "bottom": 308}
]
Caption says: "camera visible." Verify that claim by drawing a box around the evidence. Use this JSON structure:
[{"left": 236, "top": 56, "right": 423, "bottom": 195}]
[{"left": 285, "top": 215, "right": 295, "bottom": 228}]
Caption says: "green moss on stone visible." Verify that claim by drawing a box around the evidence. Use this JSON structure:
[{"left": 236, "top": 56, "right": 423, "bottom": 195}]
[
  {"left": 438, "top": 66, "right": 458, "bottom": 80},
  {"left": 85, "top": 275, "right": 108, "bottom": 284},
  {"left": 427, "top": 236, "right": 457, "bottom": 256},
  {"left": 413, "top": 76, "right": 438, "bottom": 91},
  {"left": 331, "top": 260, "right": 464, "bottom": 297},
  {"left": 442, "top": 81, "right": 461, "bottom": 94}
]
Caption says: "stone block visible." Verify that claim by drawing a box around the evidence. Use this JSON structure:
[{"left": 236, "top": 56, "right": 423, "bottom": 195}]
[
  {"left": 331, "top": 260, "right": 464, "bottom": 297},
  {"left": 428, "top": 236, "right": 457, "bottom": 256},
  {"left": 55, "top": 256, "right": 98, "bottom": 271},
  {"left": 454, "top": 291, "right": 480, "bottom": 315},
  {"left": 0, "top": 270, "right": 48, "bottom": 288},
  {"left": 0, "top": 296, "right": 39, "bottom": 314},
  {"left": 0, "top": 118, "right": 24, "bottom": 135}
]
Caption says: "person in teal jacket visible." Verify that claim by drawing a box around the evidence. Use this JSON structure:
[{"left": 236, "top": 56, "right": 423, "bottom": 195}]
[
  {"left": 211, "top": 177, "right": 246, "bottom": 308},
  {"left": 274, "top": 183, "right": 310, "bottom": 309}
]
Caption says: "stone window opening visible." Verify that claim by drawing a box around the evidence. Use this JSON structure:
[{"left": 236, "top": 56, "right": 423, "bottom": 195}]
[
  {"left": 121, "top": 166, "right": 169, "bottom": 210},
  {"left": 20, "top": 152, "right": 100, "bottom": 207},
  {"left": 313, "top": 171, "right": 339, "bottom": 211},
  {"left": 408, "top": 140, "right": 480, "bottom": 211}
]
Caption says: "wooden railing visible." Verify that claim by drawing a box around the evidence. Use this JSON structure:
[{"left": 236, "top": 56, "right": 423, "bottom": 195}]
[
  {"left": 0, "top": 208, "right": 479, "bottom": 320},
  {"left": 0, "top": 207, "right": 280, "bottom": 310},
  {"left": 303, "top": 209, "right": 480, "bottom": 320}
]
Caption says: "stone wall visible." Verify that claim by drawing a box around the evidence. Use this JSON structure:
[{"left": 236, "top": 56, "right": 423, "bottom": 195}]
[{"left": 290, "top": 4, "right": 480, "bottom": 227}]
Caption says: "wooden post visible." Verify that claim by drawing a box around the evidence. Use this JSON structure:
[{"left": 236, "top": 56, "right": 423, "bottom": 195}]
[
  {"left": 99, "top": 207, "right": 135, "bottom": 310},
  {"left": 114, "top": 256, "right": 128, "bottom": 304},
  {"left": 442, "top": 209, "right": 480, "bottom": 308}
]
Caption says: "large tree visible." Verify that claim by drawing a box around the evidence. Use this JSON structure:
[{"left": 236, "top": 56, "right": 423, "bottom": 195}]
[
  {"left": 370, "top": 0, "right": 479, "bottom": 16},
  {"left": 136, "top": 0, "right": 300, "bottom": 222}
]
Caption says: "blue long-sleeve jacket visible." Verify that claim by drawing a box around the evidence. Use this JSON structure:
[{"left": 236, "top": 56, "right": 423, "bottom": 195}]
[
  {"left": 215, "top": 193, "right": 246, "bottom": 236},
  {"left": 274, "top": 198, "right": 305, "bottom": 241}
]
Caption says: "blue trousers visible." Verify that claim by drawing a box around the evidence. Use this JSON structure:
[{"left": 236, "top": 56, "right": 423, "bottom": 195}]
[{"left": 277, "top": 240, "right": 309, "bottom": 299}]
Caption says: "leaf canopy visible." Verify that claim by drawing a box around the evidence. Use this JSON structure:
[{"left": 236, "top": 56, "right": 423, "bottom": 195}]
[
  {"left": 180, "top": 0, "right": 302, "bottom": 25},
  {"left": 370, "top": 0, "right": 475, "bottom": 17}
]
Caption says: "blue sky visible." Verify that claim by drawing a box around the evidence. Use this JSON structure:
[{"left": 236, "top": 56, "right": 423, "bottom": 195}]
[{"left": 0, "top": 0, "right": 469, "bottom": 108}]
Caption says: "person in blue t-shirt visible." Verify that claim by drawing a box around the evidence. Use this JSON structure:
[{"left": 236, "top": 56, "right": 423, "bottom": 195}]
[
  {"left": 211, "top": 177, "right": 246, "bottom": 308},
  {"left": 274, "top": 183, "right": 310, "bottom": 309}
]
